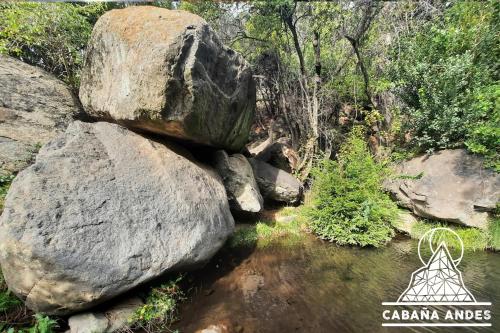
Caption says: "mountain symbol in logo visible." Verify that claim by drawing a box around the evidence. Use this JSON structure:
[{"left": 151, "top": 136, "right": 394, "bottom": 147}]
[{"left": 398, "top": 237, "right": 475, "bottom": 302}]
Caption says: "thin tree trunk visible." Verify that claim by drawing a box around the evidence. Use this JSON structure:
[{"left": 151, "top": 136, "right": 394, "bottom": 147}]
[
  {"left": 284, "top": 16, "right": 306, "bottom": 77},
  {"left": 345, "top": 36, "right": 373, "bottom": 108}
]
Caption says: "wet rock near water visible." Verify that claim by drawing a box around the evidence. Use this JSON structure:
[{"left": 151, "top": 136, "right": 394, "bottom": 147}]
[
  {"left": 385, "top": 149, "right": 500, "bottom": 229},
  {"left": 214, "top": 150, "right": 263, "bottom": 213},
  {"left": 0, "top": 121, "right": 234, "bottom": 315},
  {"left": 0, "top": 55, "right": 81, "bottom": 174},
  {"left": 79, "top": 6, "right": 256, "bottom": 151}
]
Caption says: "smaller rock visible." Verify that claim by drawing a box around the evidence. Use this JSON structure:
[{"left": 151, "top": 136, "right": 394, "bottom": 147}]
[
  {"left": 68, "top": 313, "right": 109, "bottom": 333},
  {"left": 105, "top": 297, "right": 144, "bottom": 332},
  {"left": 248, "top": 158, "right": 302, "bottom": 204},
  {"left": 197, "top": 324, "right": 229, "bottom": 333},
  {"left": 68, "top": 297, "right": 143, "bottom": 333},
  {"left": 247, "top": 137, "right": 272, "bottom": 156},
  {"left": 394, "top": 211, "right": 419, "bottom": 234},
  {"left": 253, "top": 138, "right": 298, "bottom": 173},
  {"left": 214, "top": 151, "right": 263, "bottom": 213}
]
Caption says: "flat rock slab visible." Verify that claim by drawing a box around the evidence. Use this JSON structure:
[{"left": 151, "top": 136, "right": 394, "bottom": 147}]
[
  {"left": 0, "top": 55, "right": 81, "bottom": 174},
  {"left": 79, "top": 6, "right": 255, "bottom": 151},
  {"left": 385, "top": 149, "right": 499, "bottom": 229},
  {"left": 0, "top": 121, "right": 234, "bottom": 315}
]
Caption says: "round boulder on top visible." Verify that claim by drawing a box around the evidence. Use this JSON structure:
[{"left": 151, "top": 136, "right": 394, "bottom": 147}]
[
  {"left": 0, "top": 121, "right": 234, "bottom": 315},
  {"left": 79, "top": 6, "right": 256, "bottom": 151}
]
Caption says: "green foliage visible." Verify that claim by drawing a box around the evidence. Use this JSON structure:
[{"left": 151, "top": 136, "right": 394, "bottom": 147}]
[
  {"left": 0, "top": 270, "right": 21, "bottom": 314},
  {"left": 0, "top": 2, "right": 108, "bottom": 89},
  {"left": 229, "top": 214, "right": 305, "bottom": 249},
  {"left": 132, "top": 276, "right": 184, "bottom": 331},
  {"left": 27, "top": 315, "right": 58, "bottom": 333},
  {"left": 0, "top": 174, "right": 14, "bottom": 212},
  {"left": 306, "top": 127, "right": 398, "bottom": 247},
  {"left": 399, "top": 216, "right": 498, "bottom": 252},
  {"left": 489, "top": 210, "right": 500, "bottom": 251},
  {"left": 391, "top": 1, "right": 499, "bottom": 169}
]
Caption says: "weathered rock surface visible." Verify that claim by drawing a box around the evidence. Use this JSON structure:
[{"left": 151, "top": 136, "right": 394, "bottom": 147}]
[
  {"left": 252, "top": 138, "right": 298, "bottom": 173},
  {"left": 68, "top": 297, "right": 144, "bottom": 333},
  {"left": 394, "top": 211, "right": 419, "bottom": 235},
  {"left": 248, "top": 158, "right": 302, "bottom": 204},
  {"left": 214, "top": 151, "right": 263, "bottom": 213},
  {"left": 79, "top": 6, "right": 255, "bottom": 151},
  {"left": 0, "top": 55, "right": 81, "bottom": 174},
  {"left": 385, "top": 149, "right": 499, "bottom": 229},
  {"left": 68, "top": 313, "right": 109, "bottom": 333},
  {"left": 0, "top": 121, "right": 234, "bottom": 315}
]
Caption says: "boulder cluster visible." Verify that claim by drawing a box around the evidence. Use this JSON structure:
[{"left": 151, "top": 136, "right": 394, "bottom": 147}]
[{"left": 0, "top": 7, "right": 302, "bottom": 317}]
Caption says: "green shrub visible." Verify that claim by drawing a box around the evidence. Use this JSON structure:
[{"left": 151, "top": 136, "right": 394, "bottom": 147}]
[
  {"left": 131, "top": 276, "right": 184, "bottom": 331},
  {"left": 0, "top": 270, "right": 22, "bottom": 313},
  {"left": 391, "top": 1, "right": 499, "bottom": 170},
  {"left": 27, "top": 314, "right": 58, "bottom": 333},
  {"left": 0, "top": 2, "right": 109, "bottom": 89},
  {"left": 306, "top": 126, "right": 398, "bottom": 247},
  {"left": 0, "top": 174, "right": 14, "bottom": 212}
]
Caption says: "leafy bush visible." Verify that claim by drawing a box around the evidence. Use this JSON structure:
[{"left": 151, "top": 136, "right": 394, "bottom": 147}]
[
  {"left": 0, "top": 270, "right": 22, "bottom": 314},
  {"left": 306, "top": 126, "right": 397, "bottom": 247},
  {"left": 391, "top": 1, "right": 499, "bottom": 170},
  {"left": 0, "top": 174, "right": 14, "bottom": 213},
  {"left": 28, "top": 315, "right": 58, "bottom": 333},
  {"left": 132, "top": 276, "right": 184, "bottom": 331},
  {"left": 0, "top": 2, "right": 108, "bottom": 89}
]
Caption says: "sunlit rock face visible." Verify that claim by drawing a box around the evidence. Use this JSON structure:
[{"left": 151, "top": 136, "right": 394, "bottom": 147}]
[
  {"left": 0, "top": 55, "right": 81, "bottom": 174},
  {"left": 0, "top": 121, "right": 234, "bottom": 315},
  {"left": 385, "top": 149, "right": 500, "bottom": 229},
  {"left": 79, "top": 6, "right": 256, "bottom": 151}
]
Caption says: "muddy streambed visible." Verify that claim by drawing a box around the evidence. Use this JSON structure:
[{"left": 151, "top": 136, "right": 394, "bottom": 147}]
[{"left": 175, "top": 235, "right": 500, "bottom": 333}]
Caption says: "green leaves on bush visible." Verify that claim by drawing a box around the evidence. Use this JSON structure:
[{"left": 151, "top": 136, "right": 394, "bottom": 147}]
[
  {"left": 391, "top": 1, "right": 499, "bottom": 170},
  {"left": 0, "top": 2, "right": 107, "bottom": 89},
  {"left": 0, "top": 270, "right": 22, "bottom": 314},
  {"left": 132, "top": 276, "right": 184, "bottom": 330},
  {"left": 306, "top": 127, "right": 397, "bottom": 247}
]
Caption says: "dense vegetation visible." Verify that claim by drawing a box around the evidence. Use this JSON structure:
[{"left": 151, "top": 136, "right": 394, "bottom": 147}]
[
  {"left": 391, "top": 1, "right": 499, "bottom": 170},
  {"left": 0, "top": 1, "right": 497, "bottom": 330},
  {"left": 0, "top": 0, "right": 497, "bottom": 248},
  {"left": 306, "top": 127, "right": 397, "bottom": 247}
]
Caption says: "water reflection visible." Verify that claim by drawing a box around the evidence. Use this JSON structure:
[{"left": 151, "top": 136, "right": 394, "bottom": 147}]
[{"left": 175, "top": 236, "right": 499, "bottom": 333}]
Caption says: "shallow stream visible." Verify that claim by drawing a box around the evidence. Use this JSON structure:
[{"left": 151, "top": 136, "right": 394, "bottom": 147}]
[{"left": 175, "top": 235, "right": 500, "bottom": 333}]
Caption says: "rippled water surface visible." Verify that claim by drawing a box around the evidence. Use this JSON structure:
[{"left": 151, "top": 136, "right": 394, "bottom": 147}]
[{"left": 175, "top": 235, "right": 500, "bottom": 333}]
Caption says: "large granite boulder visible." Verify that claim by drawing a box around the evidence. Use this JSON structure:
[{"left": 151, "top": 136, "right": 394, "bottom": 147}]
[
  {"left": 0, "top": 121, "right": 234, "bottom": 315},
  {"left": 385, "top": 149, "right": 499, "bottom": 229},
  {"left": 0, "top": 55, "right": 81, "bottom": 174},
  {"left": 214, "top": 150, "right": 263, "bottom": 213},
  {"left": 79, "top": 6, "right": 255, "bottom": 151},
  {"left": 248, "top": 158, "right": 302, "bottom": 204}
]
